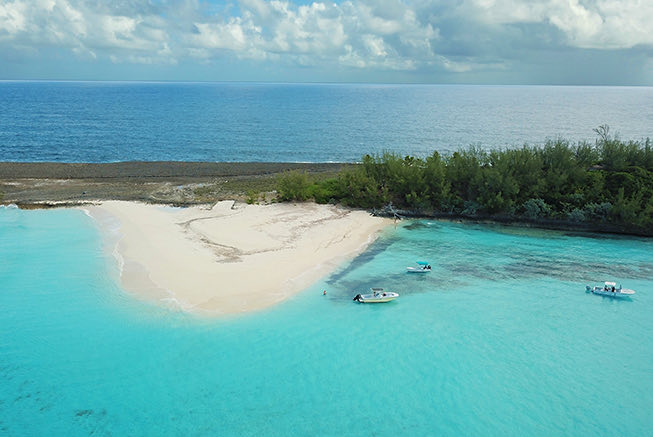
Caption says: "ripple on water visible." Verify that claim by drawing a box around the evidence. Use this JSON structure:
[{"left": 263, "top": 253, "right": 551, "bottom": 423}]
[{"left": 1, "top": 212, "right": 652, "bottom": 436}]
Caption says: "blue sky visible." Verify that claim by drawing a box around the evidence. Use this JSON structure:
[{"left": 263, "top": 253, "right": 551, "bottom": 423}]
[{"left": 1, "top": 0, "right": 652, "bottom": 84}]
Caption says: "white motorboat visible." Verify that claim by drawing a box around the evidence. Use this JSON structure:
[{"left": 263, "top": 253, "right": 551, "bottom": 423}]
[
  {"left": 586, "top": 282, "right": 635, "bottom": 298},
  {"left": 407, "top": 261, "right": 431, "bottom": 273},
  {"left": 353, "top": 288, "right": 399, "bottom": 303}
]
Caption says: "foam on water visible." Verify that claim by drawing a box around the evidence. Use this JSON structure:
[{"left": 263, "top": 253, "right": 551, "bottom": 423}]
[{"left": 1, "top": 208, "right": 652, "bottom": 436}]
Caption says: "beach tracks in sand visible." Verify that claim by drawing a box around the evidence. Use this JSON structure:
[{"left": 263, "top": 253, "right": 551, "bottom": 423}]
[
  {"left": 180, "top": 201, "right": 352, "bottom": 262},
  {"left": 85, "top": 200, "right": 390, "bottom": 315}
]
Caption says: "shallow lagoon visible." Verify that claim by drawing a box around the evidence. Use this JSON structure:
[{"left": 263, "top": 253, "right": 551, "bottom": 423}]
[{"left": 1, "top": 207, "right": 652, "bottom": 436}]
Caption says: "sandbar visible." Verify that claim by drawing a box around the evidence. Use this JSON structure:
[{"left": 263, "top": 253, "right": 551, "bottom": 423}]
[{"left": 85, "top": 200, "right": 390, "bottom": 316}]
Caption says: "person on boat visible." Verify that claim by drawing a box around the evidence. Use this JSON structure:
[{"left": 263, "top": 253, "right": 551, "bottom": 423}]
[
  {"left": 612, "top": 286, "right": 616, "bottom": 292},
  {"left": 323, "top": 290, "right": 327, "bottom": 295}
]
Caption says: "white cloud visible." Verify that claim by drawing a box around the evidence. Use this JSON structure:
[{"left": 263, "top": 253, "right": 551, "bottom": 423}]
[
  {"left": 183, "top": 0, "right": 439, "bottom": 70},
  {"left": 363, "top": 34, "right": 388, "bottom": 57},
  {"left": 0, "top": 0, "right": 172, "bottom": 63},
  {"left": 0, "top": 0, "right": 439, "bottom": 70},
  {"left": 466, "top": 0, "right": 653, "bottom": 49},
  {"left": 192, "top": 19, "right": 253, "bottom": 52},
  {"left": 0, "top": 0, "right": 651, "bottom": 76},
  {"left": 0, "top": 1, "right": 29, "bottom": 37},
  {"left": 571, "top": 0, "right": 653, "bottom": 49}
]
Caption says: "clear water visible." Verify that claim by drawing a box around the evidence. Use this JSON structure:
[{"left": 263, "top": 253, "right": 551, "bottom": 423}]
[
  {"left": 1, "top": 207, "right": 652, "bottom": 436},
  {"left": 1, "top": 82, "right": 651, "bottom": 163}
]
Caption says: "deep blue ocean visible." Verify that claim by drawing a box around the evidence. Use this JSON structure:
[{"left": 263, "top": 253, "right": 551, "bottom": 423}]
[
  {"left": 1, "top": 207, "right": 652, "bottom": 436},
  {"left": 1, "top": 81, "right": 652, "bottom": 162}
]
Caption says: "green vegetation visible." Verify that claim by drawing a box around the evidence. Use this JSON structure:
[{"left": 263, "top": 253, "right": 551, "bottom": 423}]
[
  {"left": 276, "top": 170, "right": 311, "bottom": 201},
  {"left": 192, "top": 167, "right": 345, "bottom": 204},
  {"left": 277, "top": 126, "right": 653, "bottom": 234},
  {"left": 246, "top": 189, "right": 263, "bottom": 204}
]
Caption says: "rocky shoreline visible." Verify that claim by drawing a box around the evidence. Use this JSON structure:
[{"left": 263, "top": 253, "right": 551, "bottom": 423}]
[
  {"left": 2, "top": 161, "right": 650, "bottom": 237},
  {"left": 0, "top": 161, "right": 348, "bottom": 207},
  {"left": 371, "top": 204, "right": 652, "bottom": 237}
]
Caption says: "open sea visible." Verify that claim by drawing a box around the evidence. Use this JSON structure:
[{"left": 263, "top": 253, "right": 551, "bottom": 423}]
[
  {"left": 0, "top": 81, "right": 652, "bottom": 162},
  {"left": 1, "top": 82, "right": 653, "bottom": 435}
]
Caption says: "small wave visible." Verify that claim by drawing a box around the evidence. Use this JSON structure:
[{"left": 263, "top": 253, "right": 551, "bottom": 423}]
[
  {"left": 160, "top": 296, "right": 182, "bottom": 306},
  {"left": 112, "top": 245, "right": 125, "bottom": 274},
  {"left": 160, "top": 295, "right": 194, "bottom": 311}
]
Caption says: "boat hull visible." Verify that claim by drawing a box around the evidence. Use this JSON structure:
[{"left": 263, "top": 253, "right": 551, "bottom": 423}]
[
  {"left": 586, "top": 286, "right": 635, "bottom": 298},
  {"left": 353, "top": 290, "right": 399, "bottom": 303},
  {"left": 406, "top": 267, "right": 430, "bottom": 273},
  {"left": 358, "top": 296, "right": 398, "bottom": 303}
]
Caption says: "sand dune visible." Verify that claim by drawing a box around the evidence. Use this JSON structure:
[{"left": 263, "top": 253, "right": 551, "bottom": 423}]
[{"left": 85, "top": 201, "right": 390, "bottom": 316}]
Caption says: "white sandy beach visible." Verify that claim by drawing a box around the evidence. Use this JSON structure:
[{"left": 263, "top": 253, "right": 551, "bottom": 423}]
[{"left": 85, "top": 201, "right": 390, "bottom": 315}]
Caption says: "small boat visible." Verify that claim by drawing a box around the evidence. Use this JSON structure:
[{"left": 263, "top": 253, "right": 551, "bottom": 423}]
[
  {"left": 353, "top": 288, "right": 399, "bottom": 303},
  {"left": 586, "top": 281, "right": 635, "bottom": 298},
  {"left": 406, "top": 261, "right": 431, "bottom": 273}
]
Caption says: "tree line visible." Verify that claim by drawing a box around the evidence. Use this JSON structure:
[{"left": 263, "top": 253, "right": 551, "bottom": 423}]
[{"left": 276, "top": 126, "right": 653, "bottom": 234}]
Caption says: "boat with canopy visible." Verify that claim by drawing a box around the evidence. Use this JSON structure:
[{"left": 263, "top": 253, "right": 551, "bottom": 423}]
[
  {"left": 406, "top": 261, "right": 431, "bottom": 273},
  {"left": 586, "top": 281, "right": 635, "bottom": 298}
]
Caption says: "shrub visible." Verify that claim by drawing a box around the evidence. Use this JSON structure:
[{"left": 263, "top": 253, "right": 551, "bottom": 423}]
[
  {"left": 522, "top": 198, "right": 551, "bottom": 220},
  {"left": 462, "top": 200, "right": 480, "bottom": 216},
  {"left": 582, "top": 202, "right": 612, "bottom": 222},
  {"left": 567, "top": 208, "right": 586, "bottom": 222},
  {"left": 310, "top": 179, "right": 342, "bottom": 204},
  {"left": 245, "top": 190, "right": 259, "bottom": 204},
  {"left": 276, "top": 171, "right": 311, "bottom": 201}
]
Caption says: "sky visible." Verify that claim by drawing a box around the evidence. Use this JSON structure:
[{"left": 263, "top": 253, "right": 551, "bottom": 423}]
[{"left": 1, "top": 0, "right": 652, "bottom": 84}]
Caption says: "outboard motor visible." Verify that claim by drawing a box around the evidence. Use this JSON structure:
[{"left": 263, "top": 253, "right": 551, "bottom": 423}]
[{"left": 353, "top": 294, "right": 362, "bottom": 302}]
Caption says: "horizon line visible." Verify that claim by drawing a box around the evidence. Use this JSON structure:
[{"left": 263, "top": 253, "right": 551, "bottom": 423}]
[{"left": 0, "top": 79, "right": 650, "bottom": 88}]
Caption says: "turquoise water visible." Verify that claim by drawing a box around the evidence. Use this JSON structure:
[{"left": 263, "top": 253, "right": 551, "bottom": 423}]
[{"left": 1, "top": 207, "right": 652, "bottom": 436}]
